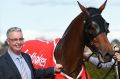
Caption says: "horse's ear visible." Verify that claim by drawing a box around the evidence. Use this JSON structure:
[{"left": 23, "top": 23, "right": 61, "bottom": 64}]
[
  {"left": 77, "top": 1, "right": 90, "bottom": 16},
  {"left": 99, "top": 0, "right": 107, "bottom": 13}
]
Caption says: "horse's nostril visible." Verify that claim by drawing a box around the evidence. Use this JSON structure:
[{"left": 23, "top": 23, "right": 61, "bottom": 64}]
[{"left": 104, "top": 53, "right": 112, "bottom": 62}]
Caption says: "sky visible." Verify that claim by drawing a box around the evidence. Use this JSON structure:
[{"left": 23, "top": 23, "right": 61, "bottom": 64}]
[{"left": 0, "top": 0, "right": 120, "bottom": 42}]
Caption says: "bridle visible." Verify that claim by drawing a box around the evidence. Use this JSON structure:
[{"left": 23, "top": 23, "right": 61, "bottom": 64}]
[
  {"left": 54, "top": 14, "right": 109, "bottom": 79},
  {"left": 83, "top": 14, "right": 116, "bottom": 79},
  {"left": 55, "top": 14, "right": 110, "bottom": 79},
  {"left": 84, "top": 14, "right": 109, "bottom": 44},
  {"left": 84, "top": 14, "right": 110, "bottom": 63}
]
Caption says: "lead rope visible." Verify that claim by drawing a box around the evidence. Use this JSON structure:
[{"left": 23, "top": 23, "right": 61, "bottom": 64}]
[
  {"left": 84, "top": 52, "right": 116, "bottom": 79},
  {"left": 102, "top": 59, "right": 117, "bottom": 79}
]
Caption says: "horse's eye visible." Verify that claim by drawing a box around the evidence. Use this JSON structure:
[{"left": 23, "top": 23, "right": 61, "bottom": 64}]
[
  {"left": 90, "top": 21, "right": 100, "bottom": 35},
  {"left": 89, "top": 26, "right": 95, "bottom": 35}
]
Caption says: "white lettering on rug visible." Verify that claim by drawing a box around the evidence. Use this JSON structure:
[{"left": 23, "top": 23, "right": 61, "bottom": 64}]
[{"left": 25, "top": 49, "right": 47, "bottom": 67}]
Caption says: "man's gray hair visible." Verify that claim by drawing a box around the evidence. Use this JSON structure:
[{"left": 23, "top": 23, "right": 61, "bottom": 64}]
[{"left": 6, "top": 27, "right": 22, "bottom": 37}]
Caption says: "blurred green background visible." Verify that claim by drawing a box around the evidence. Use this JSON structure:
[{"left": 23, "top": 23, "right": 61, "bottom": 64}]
[{"left": 85, "top": 62, "right": 116, "bottom": 79}]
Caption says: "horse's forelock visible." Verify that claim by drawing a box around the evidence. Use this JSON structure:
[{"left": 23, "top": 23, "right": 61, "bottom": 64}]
[{"left": 86, "top": 7, "right": 101, "bottom": 15}]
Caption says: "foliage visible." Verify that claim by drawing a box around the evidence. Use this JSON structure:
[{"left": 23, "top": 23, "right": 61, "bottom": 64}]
[{"left": 85, "top": 62, "right": 116, "bottom": 79}]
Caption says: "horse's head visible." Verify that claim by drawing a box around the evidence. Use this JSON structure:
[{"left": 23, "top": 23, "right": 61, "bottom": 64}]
[
  {"left": 78, "top": 0, "right": 114, "bottom": 63},
  {"left": 54, "top": 1, "right": 114, "bottom": 78}
]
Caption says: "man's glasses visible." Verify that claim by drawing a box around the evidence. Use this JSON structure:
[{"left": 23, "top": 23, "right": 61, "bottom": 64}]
[{"left": 8, "top": 38, "right": 24, "bottom": 42}]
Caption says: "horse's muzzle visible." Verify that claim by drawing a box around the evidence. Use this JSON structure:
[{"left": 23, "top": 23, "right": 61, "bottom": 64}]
[{"left": 102, "top": 52, "right": 113, "bottom": 63}]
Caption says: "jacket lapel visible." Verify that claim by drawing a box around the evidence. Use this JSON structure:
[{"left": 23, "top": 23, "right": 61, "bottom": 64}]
[
  {"left": 21, "top": 53, "right": 33, "bottom": 71},
  {"left": 4, "top": 52, "right": 21, "bottom": 78},
  {"left": 21, "top": 53, "right": 34, "bottom": 79}
]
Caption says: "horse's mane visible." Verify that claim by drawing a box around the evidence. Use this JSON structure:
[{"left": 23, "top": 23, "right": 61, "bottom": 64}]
[{"left": 62, "top": 13, "right": 84, "bottom": 39}]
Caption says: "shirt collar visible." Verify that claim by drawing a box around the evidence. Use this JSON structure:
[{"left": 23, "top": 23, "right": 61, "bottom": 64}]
[{"left": 8, "top": 48, "right": 22, "bottom": 60}]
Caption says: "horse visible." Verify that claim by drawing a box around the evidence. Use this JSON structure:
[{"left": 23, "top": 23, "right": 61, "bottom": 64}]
[{"left": 54, "top": 0, "right": 114, "bottom": 79}]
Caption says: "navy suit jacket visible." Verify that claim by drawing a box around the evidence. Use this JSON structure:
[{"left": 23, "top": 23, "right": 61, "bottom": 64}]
[{"left": 0, "top": 52, "right": 55, "bottom": 79}]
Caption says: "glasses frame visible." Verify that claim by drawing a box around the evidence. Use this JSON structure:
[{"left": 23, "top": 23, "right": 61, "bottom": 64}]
[{"left": 8, "top": 38, "right": 24, "bottom": 42}]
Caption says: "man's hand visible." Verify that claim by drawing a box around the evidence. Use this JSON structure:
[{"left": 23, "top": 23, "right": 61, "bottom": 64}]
[
  {"left": 115, "top": 52, "right": 120, "bottom": 61},
  {"left": 54, "top": 64, "right": 63, "bottom": 73}
]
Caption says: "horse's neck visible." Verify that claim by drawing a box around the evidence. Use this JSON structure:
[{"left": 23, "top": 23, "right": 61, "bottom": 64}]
[
  {"left": 58, "top": 14, "right": 86, "bottom": 76},
  {"left": 62, "top": 13, "right": 85, "bottom": 52}
]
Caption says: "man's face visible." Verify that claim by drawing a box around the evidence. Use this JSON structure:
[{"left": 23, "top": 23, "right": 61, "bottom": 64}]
[{"left": 7, "top": 31, "right": 24, "bottom": 54}]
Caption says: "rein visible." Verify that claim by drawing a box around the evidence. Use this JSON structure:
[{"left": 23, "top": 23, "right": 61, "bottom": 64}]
[
  {"left": 102, "top": 59, "right": 117, "bottom": 79},
  {"left": 84, "top": 46, "right": 117, "bottom": 79},
  {"left": 84, "top": 33, "right": 114, "bottom": 79}
]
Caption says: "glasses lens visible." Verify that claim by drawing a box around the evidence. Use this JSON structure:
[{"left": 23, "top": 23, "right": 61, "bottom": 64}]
[
  {"left": 19, "top": 38, "right": 24, "bottom": 41},
  {"left": 9, "top": 38, "right": 24, "bottom": 42}
]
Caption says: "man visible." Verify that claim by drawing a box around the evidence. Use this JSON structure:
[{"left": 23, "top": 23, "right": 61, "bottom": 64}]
[{"left": 0, "top": 27, "right": 63, "bottom": 79}]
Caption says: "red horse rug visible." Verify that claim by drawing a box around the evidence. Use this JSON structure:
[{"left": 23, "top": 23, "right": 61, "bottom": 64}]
[{"left": 21, "top": 38, "right": 91, "bottom": 79}]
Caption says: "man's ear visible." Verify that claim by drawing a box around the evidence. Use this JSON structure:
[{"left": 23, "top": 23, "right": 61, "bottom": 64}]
[{"left": 6, "top": 39, "right": 9, "bottom": 45}]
